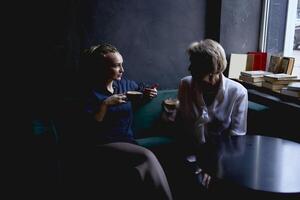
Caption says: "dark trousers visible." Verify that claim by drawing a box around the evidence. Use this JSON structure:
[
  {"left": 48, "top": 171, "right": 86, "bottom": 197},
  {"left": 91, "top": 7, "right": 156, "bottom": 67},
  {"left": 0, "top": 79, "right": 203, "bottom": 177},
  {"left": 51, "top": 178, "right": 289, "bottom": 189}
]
[{"left": 94, "top": 142, "right": 173, "bottom": 200}]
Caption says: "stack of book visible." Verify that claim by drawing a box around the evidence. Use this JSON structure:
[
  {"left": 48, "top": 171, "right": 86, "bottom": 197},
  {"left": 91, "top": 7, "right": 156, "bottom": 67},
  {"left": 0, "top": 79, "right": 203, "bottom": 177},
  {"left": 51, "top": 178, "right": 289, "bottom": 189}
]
[
  {"left": 262, "top": 73, "right": 299, "bottom": 92},
  {"left": 228, "top": 52, "right": 267, "bottom": 79},
  {"left": 228, "top": 53, "right": 295, "bottom": 80},
  {"left": 281, "top": 82, "right": 300, "bottom": 98},
  {"left": 268, "top": 55, "right": 295, "bottom": 75},
  {"left": 239, "top": 70, "right": 272, "bottom": 86}
]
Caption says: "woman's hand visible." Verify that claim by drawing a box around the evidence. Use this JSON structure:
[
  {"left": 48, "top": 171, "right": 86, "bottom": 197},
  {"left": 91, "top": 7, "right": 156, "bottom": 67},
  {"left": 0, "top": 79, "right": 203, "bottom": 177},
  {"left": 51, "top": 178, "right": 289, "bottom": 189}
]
[
  {"left": 201, "top": 172, "right": 212, "bottom": 189},
  {"left": 143, "top": 87, "right": 158, "bottom": 99},
  {"left": 103, "top": 94, "right": 127, "bottom": 105},
  {"left": 195, "top": 167, "right": 212, "bottom": 189}
]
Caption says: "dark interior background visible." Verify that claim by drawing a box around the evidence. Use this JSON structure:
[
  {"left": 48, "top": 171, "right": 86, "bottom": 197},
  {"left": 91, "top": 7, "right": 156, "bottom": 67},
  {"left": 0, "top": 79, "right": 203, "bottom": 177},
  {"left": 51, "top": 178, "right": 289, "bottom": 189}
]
[
  {"left": 25, "top": 0, "right": 266, "bottom": 115},
  {"left": 21, "top": 1, "right": 299, "bottom": 197}
]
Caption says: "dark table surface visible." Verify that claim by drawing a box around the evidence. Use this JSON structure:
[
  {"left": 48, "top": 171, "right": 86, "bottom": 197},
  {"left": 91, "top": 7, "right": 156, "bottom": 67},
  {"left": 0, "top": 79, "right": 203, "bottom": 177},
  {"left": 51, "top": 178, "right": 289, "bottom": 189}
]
[{"left": 198, "top": 135, "right": 300, "bottom": 194}]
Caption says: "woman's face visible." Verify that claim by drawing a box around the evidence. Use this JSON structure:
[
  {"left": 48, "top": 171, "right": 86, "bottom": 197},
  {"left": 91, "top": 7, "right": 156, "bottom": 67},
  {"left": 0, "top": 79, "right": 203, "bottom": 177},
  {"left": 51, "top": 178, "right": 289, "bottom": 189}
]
[
  {"left": 198, "top": 72, "right": 221, "bottom": 91},
  {"left": 103, "top": 52, "right": 124, "bottom": 81},
  {"left": 190, "top": 64, "right": 221, "bottom": 91}
]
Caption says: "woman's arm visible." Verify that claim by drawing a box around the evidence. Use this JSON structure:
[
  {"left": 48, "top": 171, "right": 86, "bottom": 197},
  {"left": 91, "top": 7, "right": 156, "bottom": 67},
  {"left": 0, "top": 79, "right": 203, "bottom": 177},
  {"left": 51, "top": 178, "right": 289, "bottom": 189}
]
[
  {"left": 94, "top": 100, "right": 108, "bottom": 122},
  {"left": 229, "top": 91, "right": 248, "bottom": 135},
  {"left": 94, "top": 94, "right": 127, "bottom": 122}
]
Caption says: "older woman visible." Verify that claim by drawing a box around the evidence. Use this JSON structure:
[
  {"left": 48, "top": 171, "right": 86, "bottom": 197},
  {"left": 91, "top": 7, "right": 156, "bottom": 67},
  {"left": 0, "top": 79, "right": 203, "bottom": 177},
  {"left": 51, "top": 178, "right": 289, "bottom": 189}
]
[{"left": 177, "top": 39, "right": 248, "bottom": 187}]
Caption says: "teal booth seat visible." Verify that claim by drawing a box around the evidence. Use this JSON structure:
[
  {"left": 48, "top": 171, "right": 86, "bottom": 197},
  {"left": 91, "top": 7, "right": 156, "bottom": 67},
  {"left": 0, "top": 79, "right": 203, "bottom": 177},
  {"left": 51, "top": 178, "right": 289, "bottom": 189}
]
[
  {"left": 31, "top": 89, "right": 271, "bottom": 187},
  {"left": 31, "top": 89, "right": 271, "bottom": 197},
  {"left": 133, "top": 90, "right": 271, "bottom": 146},
  {"left": 32, "top": 89, "right": 270, "bottom": 148},
  {"left": 133, "top": 89, "right": 178, "bottom": 148},
  {"left": 32, "top": 89, "right": 270, "bottom": 147},
  {"left": 32, "top": 89, "right": 179, "bottom": 147},
  {"left": 247, "top": 101, "right": 270, "bottom": 134},
  {"left": 248, "top": 101, "right": 269, "bottom": 112}
]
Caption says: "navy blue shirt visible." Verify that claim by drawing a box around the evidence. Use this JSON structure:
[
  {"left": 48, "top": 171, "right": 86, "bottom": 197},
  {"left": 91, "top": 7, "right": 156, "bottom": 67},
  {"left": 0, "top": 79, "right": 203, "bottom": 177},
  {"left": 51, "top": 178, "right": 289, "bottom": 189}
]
[{"left": 84, "top": 79, "right": 140, "bottom": 144}]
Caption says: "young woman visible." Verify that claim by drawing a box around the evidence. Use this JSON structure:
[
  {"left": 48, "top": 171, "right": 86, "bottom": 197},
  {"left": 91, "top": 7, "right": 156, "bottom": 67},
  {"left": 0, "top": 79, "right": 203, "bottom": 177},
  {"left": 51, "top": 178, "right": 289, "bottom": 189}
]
[{"left": 80, "top": 43, "right": 173, "bottom": 200}]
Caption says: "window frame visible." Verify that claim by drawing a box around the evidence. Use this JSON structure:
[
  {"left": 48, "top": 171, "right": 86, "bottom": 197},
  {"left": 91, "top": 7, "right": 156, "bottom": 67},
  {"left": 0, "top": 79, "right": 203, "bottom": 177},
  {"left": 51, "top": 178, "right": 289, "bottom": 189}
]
[{"left": 283, "top": 0, "right": 297, "bottom": 57}]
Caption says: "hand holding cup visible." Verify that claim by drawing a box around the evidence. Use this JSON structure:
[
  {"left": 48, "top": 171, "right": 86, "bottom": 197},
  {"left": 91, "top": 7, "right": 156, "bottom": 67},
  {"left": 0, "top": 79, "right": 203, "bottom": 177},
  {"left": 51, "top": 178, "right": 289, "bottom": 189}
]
[{"left": 104, "top": 94, "right": 127, "bottom": 105}]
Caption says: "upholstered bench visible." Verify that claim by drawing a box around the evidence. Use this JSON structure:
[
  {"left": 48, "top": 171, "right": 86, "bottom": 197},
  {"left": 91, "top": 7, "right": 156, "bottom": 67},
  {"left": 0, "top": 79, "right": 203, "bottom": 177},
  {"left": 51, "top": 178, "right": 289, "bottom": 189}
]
[
  {"left": 133, "top": 89, "right": 178, "bottom": 148},
  {"left": 31, "top": 88, "right": 270, "bottom": 198}
]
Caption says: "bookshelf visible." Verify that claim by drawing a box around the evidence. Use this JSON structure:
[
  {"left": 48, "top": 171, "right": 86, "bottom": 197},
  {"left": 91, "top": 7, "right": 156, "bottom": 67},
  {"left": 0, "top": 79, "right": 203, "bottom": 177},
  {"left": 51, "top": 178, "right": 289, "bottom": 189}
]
[{"left": 233, "top": 79, "right": 300, "bottom": 110}]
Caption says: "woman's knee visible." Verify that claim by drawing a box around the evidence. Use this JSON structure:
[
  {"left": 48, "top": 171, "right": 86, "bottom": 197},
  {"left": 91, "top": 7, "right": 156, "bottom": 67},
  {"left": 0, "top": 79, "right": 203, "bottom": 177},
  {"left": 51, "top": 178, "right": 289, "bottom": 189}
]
[
  {"left": 139, "top": 148, "right": 161, "bottom": 167},
  {"left": 99, "top": 142, "right": 159, "bottom": 166},
  {"left": 123, "top": 143, "right": 158, "bottom": 162}
]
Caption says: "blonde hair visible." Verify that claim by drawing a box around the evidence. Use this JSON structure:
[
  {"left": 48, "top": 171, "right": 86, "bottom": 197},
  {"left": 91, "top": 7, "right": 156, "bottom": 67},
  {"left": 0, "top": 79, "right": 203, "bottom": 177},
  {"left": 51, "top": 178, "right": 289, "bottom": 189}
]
[{"left": 187, "top": 39, "right": 227, "bottom": 73}]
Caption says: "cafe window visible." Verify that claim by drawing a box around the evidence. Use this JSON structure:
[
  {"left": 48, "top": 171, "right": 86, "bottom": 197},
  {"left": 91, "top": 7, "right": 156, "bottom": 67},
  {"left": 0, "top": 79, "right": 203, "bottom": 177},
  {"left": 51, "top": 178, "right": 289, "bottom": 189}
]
[
  {"left": 290, "top": 0, "right": 300, "bottom": 76},
  {"left": 261, "top": 0, "right": 300, "bottom": 77}
]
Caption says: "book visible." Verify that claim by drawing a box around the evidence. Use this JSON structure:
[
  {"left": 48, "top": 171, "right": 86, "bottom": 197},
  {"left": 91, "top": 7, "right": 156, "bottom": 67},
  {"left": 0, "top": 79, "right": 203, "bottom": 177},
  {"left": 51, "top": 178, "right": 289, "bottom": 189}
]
[
  {"left": 267, "top": 55, "right": 295, "bottom": 74},
  {"left": 281, "top": 57, "right": 295, "bottom": 75},
  {"left": 228, "top": 54, "right": 248, "bottom": 79},
  {"left": 239, "top": 75, "right": 265, "bottom": 83},
  {"left": 247, "top": 52, "right": 267, "bottom": 71},
  {"left": 239, "top": 81, "right": 263, "bottom": 87},
  {"left": 268, "top": 55, "right": 283, "bottom": 73},
  {"left": 262, "top": 81, "right": 286, "bottom": 91},
  {"left": 240, "top": 70, "right": 272, "bottom": 77},
  {"left": 281, "top": 88, "right": 300, "bottom": 97},
  {"left": 263, "top": 78, "right": 300, "bottom": 85},
  {"left": 247, "top": 82, "right": 263, "bottom": 87},
  {"left": 287, "top": 82, "right": 300, "bottom": 91},
  {"left": 263, "top": 73, "right": 298, "bottom": 80},
  {"left": 245, "top": 53, "right": 255, "bottom": 71}
]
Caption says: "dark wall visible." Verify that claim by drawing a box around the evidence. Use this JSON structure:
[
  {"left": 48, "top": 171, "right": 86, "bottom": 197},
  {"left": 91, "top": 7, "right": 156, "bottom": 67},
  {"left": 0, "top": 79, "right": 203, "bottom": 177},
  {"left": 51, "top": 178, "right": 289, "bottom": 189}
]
[
  {"left": 27, "top": 0, "right": 266, "bottom": 114},
  {"left": 214, "top": 0, "right": 262, "bottom": 76},
  {"left": 220, "top": 0, "right": 262, "bottom": 54},
  {"left": 69, "top": 0, "right": 207, "bottom": 90},
  {"left": 26, "top": 0, "right": 207, "bottom": 115}
]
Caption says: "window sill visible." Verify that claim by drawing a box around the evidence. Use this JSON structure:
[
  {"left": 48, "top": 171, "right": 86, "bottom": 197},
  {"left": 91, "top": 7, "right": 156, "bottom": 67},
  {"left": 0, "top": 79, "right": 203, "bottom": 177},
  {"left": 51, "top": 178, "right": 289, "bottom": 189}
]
[{"left": 233, "top": 79, "right": 300, "bottom": 110}]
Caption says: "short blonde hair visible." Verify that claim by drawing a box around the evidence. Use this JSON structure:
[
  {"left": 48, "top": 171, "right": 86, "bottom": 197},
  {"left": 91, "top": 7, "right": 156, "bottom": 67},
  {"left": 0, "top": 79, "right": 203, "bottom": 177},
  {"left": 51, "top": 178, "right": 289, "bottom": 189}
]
[{"left": 187, "top": 39, "right": 227, "bottom": 73}]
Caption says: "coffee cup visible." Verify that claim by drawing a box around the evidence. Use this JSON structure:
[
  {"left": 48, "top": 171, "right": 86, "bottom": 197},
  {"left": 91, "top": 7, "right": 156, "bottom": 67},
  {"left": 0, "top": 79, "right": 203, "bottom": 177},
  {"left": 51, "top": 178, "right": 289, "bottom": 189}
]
[
  {"left": 126, "top": 91, "right": 143, "bottom": 101},
  {"left": 163, "top": 98, "right": 179, "bottom": 110}
]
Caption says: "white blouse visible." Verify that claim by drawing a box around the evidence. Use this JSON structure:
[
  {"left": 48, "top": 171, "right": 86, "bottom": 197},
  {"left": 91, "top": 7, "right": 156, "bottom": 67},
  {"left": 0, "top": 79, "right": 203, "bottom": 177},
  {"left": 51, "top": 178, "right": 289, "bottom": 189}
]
[{"left": 178, "top": 74, "right": 248, "bottom": 144}]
